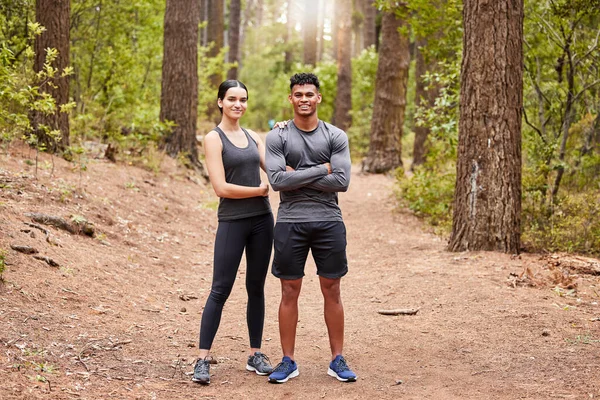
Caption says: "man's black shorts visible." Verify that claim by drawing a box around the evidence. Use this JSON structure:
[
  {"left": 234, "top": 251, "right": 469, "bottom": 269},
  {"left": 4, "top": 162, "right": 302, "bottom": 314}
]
[{"left": 272, "top": 221, "right": 348, "bottom": 280}]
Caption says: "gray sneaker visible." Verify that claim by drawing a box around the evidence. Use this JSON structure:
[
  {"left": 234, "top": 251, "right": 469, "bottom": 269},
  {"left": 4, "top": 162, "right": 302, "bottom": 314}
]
[
  {"left": 246, "top": 352, "right": 273, "bottom": 375},
  {"left": 192, "top": 358, "right": 210, "bottom": 384}
]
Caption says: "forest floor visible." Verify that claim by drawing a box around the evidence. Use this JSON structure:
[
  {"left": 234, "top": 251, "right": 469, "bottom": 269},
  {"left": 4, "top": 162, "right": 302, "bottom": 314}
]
[{"left": 1, "top": 142, "right": 600, "bottom": 400}]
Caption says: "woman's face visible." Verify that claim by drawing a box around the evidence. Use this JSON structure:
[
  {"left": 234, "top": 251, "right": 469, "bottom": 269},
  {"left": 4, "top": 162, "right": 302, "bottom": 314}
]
[{"left": 218, "top": 86, "right": 248, "bottom": 119}]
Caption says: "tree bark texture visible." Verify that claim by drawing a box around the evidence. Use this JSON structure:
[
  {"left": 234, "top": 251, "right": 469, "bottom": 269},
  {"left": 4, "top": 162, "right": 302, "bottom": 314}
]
[
  {"left": 362, "top": 11, "right": 409, "bottom": 173},
  {"left": 227, "top": 0, "right": 241, "bottom": 79},
  {"left": 412, "top": 38, "right": 440, "bottom": 169},
  {"left": 448, "top": 0, "right": 523, "bottom": 253},
  {"left": 333, "top": 0, "right": 352, "bottom": 132},
  {"left": 363, "top": 0, "right": 376, "bottom": 49},
  {"left": 352, "top": 0, "right": 363, "bottom": 57},
  {"left": 200, "top": 0, "right": 208, "bottom": 46},
  {"left": 31, "top": 0, "right": 70, "bottom": 152},
  {"left": 284, "top": 0, "right": 294, "bottom": 72},
  {"left": 160, "top": 0, "right": 201, "bottom": 168},
  {"left": 303, "top": 0, "right": 319, "bottom": 66},
  {"left": 206, "top": 0, "right": 224, "bottom": 123}
]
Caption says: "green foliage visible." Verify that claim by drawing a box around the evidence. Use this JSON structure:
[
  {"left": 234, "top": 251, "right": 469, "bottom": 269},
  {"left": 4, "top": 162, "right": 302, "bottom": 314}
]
[
  {"left": 397, "top": 166, "right": 455, "bottom": 232},
  {"left": 523, "top": 192, "right": 600, "bottom": 255},
  {"left": 347, "top": 48, "right": 378, "bottom": 159},
  {"left": 0, "top": 13, "right": 70, "bottom": 150},
  {"left": 69, "top": 1, "right": 166, "bottom": 148}
]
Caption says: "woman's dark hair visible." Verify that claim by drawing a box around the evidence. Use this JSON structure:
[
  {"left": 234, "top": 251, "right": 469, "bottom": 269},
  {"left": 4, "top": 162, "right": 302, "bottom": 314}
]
[
  {"left": 217, "top": 80, "right": 248, "bottom": 114},
  {"left": 289, "top": 73, "right": 320, "bottom": 92}
]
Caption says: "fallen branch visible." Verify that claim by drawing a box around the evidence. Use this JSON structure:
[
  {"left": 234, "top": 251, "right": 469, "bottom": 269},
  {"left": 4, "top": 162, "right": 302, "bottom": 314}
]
[
  {"left": 23, "top": 222, "right": 53, "bottom": 244},
  {"left": 377, "top": 308, "right": 419, "bottom": 316},
  {"left": 25, "top": 213, "right": 95, "bottom": 237},
  {"left": 33, "top": 255, "right": 60, "bottom": 268},
  {"left": 10, "top": 245, "right": 38, "bottom": 254}
]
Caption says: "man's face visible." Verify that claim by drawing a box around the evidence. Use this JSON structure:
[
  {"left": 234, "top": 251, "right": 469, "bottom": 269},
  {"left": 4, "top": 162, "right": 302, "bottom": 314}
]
[{"left": 289, "top": 84, "right": 322, "bottom": 117}]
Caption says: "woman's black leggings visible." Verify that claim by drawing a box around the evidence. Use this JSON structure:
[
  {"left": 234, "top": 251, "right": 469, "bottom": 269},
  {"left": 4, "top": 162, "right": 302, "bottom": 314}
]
[{"left": 199, "top": 212, "right": 274, "bottom": 350}]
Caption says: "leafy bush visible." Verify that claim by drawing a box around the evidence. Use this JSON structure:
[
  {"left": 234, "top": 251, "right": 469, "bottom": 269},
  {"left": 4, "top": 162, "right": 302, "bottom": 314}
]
[{"left": 523, "top": 192, "right": 600, "bottom": 255}]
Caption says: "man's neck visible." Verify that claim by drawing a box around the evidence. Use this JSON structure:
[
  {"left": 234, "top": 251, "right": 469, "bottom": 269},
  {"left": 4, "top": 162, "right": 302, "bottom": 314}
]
[{"left": 293, "top": 115, "right": 319, "bottom": 132}]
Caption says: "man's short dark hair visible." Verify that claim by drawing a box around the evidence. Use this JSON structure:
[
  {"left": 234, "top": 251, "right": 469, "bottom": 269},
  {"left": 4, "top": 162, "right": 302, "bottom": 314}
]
[{"left": 290, "top": 73, "right": 320, "bottom": 92}]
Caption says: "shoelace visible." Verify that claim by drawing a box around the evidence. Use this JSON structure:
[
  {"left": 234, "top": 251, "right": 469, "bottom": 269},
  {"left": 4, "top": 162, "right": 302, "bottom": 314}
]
[
  {"left": 333, "top": 357, "right": 350, "bottom": 372},
  {"left": 272, "top": 360, "right": 293, "bottom": 373},
  {"left": 255, "top": 353, "right": 271, "bottom": 365},
  {"left": 195, "top": 359, "right": 210, "bottom": 374}
]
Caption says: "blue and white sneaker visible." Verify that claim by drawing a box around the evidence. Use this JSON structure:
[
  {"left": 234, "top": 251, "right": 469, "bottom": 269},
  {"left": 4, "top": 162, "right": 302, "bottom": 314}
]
[
  {"left": 327, "top": 355, "right": 357, "bottom": 382},
  {"left": 268, "top": 356, "right": 299, "bottom": 383}
]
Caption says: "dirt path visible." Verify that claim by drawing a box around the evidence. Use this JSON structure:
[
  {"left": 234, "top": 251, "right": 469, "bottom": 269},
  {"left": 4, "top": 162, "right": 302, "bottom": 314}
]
[{"left": 1, "top": 149, "right": 599, "bottom": 399}]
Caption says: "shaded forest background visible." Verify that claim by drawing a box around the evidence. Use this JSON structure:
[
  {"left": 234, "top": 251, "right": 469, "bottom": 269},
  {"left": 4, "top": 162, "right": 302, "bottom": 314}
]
[{"left": 1, "top": 0, "right": 599, "bottom": 256}]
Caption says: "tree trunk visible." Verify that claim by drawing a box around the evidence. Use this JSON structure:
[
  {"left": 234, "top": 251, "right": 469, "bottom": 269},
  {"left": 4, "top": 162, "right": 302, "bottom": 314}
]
[
  {"left": 411, "top": 38, "right": 439, "bottom": 169},
  {"left": 160, "top": 0, "right": 203, "bottom": 172},
  {"left": 363, "top": 0, "right": 376, "bottom": 49},
  {"left": 227, "top": 0, "right": 241, "bottom": 79},
  {"left": 448, "top": 0, "right": 523, "bottom": 253},
  {"left": 352, "top": 0, "right": 363, "bottom": 57},
  {"left": 316, "top": 0, "right": 325, "bottom": 62},
  {"left": 284, "top": 0, "right": 294, "bottom": 72},
  {"left": 333, "top": 0, "right": 352, "bottom": 132},
  {"left": 362, "top": 11, "right": 409, "bottom": 173},
  {"left": 200, "top": 0, "right": 208, "bottom": 46},
  {"left": 30, "top": 0, "right": 70, "bottom": 153},
  {"left": 303, "top": 0, "right": 318, "bottom": 66},
  {"left": 206, "top": 0, "right": 224, "bottom": 123}
]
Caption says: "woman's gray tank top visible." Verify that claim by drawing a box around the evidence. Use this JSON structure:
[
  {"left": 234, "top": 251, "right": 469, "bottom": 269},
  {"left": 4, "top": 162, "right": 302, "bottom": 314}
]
[{"left": 214, "top": 126, "right": 271, "bottom": 221}]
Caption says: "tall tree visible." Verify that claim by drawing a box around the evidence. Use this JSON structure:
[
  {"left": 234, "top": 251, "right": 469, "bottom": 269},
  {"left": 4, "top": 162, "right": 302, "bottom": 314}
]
[
  {"left": 411, "top": 38, "right": 440, "bottom": 168},
  {"left": 227, "top": 0, "right": 241, "bottom": 79},
  {"left": 200, "top": 0, "right": 208, "bottom": 46},
  {"left": 316, "top": 0, "right": 325, "bottom": 62},
  {"left": 30, "top": 0, "right": 70, "bottom": 152},
  {"left": 160, "top": 0, "right": 203, "bottom": 170},
  {"left": 363, "top": 0, "right": 376, "bottom": 49},
  {"left": 333, "top": 0, "right": 352, "bottom": 131},
  {"left": 363, "top": 10, "right": 409, "bottom": 173},
  {"left": 448, "top": 0, "right": 524, "bottom": 253},
  {"left": 284, "top": 0, "right": 294, "bottom": 72},
  {"left": 206, "top": 0, "right": 224, "bottom": 123},
  {"left": 303, "top": 0, "right": 318, "bottom": 66},
  {"left": 352, "top": 0, "right": 364, "bottom": 56}
]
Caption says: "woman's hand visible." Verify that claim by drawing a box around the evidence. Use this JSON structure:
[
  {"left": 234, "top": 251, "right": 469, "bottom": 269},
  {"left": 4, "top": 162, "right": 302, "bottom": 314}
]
[
  {"left": 259, "top": 182, "right": 269, "bottom": 197},
  {"left": 274, "top": 120, "right": 289, "bottom": 129}
]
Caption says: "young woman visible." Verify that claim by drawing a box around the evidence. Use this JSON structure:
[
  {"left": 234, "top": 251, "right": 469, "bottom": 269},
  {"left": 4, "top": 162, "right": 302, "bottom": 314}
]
[{"left": 192, "top": 80, "right": 274, "bottom": 385}]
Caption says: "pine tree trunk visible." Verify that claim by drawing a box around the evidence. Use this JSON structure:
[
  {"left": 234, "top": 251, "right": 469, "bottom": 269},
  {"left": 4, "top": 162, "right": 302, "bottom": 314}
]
[
  {"left": 160, "top": 0, "right": 202, "bottom": 171},
  {"left": 200, "top": 0, "right": 208, "bottom": 46},
  {"left": 303, "top": 0, "right": 318, "bottom": 66},
  {"left": 284, "top": 0, "right": 294, "bottom": 72},
  {"left": 448, "top": 0, "right": 523, "bottom": 253},
  {"left": 352, "top": 0, "right": 363, "bottom": 57},
  {"left": 362, "top": 11, "right": 409, "bottom": 173},
  {"left": 31, "top": 0, "right": 70, "bottom": 153},
  {"left": 333, "top": 0, "right": 352, "bottom": 132},
  {"left": 227, "top": 0, "right": 241, "bottom": 79},
  {"left": 363, "top": 0, "right": 376, "bottom": 49},
  {"left": 206, "top": 0, "right": 224, "bottom": 123},
  {"left": 412, "top": 38, "right": 440, "bottom": 169}
]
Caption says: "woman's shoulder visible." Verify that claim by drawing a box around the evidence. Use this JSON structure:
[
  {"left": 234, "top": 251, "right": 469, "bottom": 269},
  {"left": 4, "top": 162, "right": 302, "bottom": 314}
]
[
  {"left": 204, "top": 129, "right": 223, "bottom": 147},
  {"left": 244, "top": 128, "right": 263, "bottom": 143}
]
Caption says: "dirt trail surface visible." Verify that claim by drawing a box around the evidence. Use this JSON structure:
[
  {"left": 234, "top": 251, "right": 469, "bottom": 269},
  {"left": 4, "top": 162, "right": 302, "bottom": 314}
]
[{"left": 1, "top": 145, "right": 599, "bottom": 400}]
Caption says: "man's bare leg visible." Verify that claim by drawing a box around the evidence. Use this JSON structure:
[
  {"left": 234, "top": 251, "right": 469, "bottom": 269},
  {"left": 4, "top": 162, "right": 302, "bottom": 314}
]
[
  {"left": 279, "top": 278, "right": 303, "bottom": 359},
  {"left": 319, "top": 276, "right": 344, "bottom": 359}
]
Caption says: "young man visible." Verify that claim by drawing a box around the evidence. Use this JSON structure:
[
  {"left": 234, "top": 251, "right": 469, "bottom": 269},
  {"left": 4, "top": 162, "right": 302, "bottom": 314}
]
[{"left": 265, "top": 72, "right": 357, "bottom": 384}]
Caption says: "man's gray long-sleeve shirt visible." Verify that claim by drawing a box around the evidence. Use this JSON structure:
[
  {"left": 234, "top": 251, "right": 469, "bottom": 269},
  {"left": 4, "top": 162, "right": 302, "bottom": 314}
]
[{"left": 265, "top": 120, "right": 351, "bottom": 223}]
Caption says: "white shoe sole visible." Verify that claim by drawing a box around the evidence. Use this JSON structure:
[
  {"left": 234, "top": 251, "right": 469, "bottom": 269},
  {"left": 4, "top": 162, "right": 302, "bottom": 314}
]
[
  {"left": 246, "top": 364, "right": 271, "bottom": 376},
  {"left": 327, "top": 367, "right": 357, "bottom": 382},
  {"left": 268, "top": 368, "right": 299, "bottom": 383}
]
